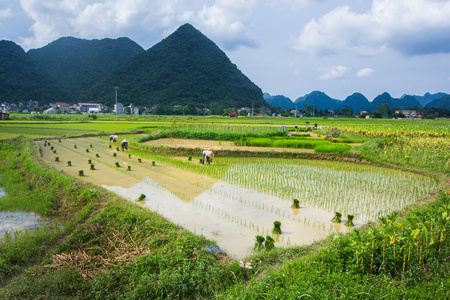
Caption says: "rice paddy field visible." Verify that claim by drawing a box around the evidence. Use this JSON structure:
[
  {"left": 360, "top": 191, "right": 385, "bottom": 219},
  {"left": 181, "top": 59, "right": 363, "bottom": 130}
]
[{"left": 0, "top": 114, "right": 449, "bottom": 299}]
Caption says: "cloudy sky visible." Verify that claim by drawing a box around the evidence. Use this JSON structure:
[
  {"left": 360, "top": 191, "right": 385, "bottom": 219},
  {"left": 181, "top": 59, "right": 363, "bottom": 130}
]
[{"left": 1, "top": 0, "right": 450, "bottom": 101}]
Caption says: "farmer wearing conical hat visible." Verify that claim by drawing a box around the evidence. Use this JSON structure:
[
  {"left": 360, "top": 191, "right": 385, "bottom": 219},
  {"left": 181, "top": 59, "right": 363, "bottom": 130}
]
[{"left": 120, "top": 139, "right": 128, "bottom": 151}]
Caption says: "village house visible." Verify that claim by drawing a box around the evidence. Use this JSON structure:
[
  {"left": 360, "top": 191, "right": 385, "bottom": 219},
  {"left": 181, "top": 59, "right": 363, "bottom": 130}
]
[
  {"left": 78, "top": 103, "right": 107, "bottom": 114},
  {"left": 128, "top": 103, "right": 139, "bottom": 115},
  {"left": 395, "top": 110, "right": 417, "bottom": 119},
  {"left": 49, "top": 102, "right": 71, "bottom": 112},
  {"left": 113, "top": 102, "right": 125, "bottom": 114},
  {"left": 43, "top": 107, "right": 57, "bottom": 114}
]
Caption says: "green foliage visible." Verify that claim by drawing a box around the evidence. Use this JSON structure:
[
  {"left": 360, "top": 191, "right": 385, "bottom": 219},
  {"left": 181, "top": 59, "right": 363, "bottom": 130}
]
[
  {"left": 27, "top": 36, "right": 144, "bottom": 99},
  {"left": 90, "top": 24, "right": 266, "bottom": 109},
  {"left": 314, "top": 144, "right": 351, "bottom": 154},
  {"left": 0, "top": 40, "right": 69, "bottom": 103}
]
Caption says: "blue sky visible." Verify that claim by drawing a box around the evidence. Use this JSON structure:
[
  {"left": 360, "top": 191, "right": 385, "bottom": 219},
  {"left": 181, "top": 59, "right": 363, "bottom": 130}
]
[{"left": 1, "top": 0, "right": 450, "bottom": 101}]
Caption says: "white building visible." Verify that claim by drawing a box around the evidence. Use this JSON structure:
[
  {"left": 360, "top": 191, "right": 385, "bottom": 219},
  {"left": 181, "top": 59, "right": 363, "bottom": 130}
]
[
  {"left": 114, "top": 102, "right": 125, "bottom": 114},
  {"left": 43, "top": 107, "right": 57, "bottom": 114},
  {"left": 128, "top": 103, "right": 139, "bottom": 115}
]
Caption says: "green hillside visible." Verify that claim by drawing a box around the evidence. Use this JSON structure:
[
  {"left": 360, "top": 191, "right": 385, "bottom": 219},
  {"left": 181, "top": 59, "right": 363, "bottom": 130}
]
[
  {"left": 0, "top": 40, "right": 69, "bottom": 103},
  {"left": 89, "top": 24, "right": 266, "bottom": 108},
  {"left": 28, "top": 37, "right": 144, "bottom": 98}
]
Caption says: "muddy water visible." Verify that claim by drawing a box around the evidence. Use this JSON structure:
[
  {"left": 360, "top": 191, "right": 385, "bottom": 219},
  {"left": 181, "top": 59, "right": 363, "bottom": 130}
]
[
  {"left": 0, "top": 187, "right": 60, "bottom": 241},
  {"left": 38, "top": 137, "right": 352, "bottom": 259}
]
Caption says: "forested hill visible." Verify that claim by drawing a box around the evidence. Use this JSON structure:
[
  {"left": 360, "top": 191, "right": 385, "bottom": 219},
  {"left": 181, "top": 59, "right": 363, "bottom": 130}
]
[
  {"left": 28, "top": 37, "right": 144, "bottom": 98},
  {"left": 0, "top": 40, "right": 69, "bottom": 103},
  {"left": 89, "top": 23, "right": 266, "bottom": 108}
]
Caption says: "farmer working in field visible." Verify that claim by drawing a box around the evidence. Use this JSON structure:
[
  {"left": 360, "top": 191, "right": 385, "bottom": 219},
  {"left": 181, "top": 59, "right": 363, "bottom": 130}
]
[
  {"left": 120, "top": 139, "right": 128, "bottom": 151},
  {"left": 109, "top": 135, "right": 118, "bottom": 143},
  {"left": 202, "top": 150, "right": 214, "bottom": 165}
]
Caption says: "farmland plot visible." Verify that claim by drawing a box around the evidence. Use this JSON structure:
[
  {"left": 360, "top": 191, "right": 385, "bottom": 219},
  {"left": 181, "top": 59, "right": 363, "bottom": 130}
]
[{"left": 38, "top": 137, "right": 437, "bottom": 259}]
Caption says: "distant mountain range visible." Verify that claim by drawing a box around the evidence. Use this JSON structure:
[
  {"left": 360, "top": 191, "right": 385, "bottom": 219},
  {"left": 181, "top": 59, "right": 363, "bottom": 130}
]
[
  {"left": 264, "top": 91, "right": 450, "bottom": 111},
  {"left": 1, "top": 23, "right": 449, "bottom": 111}
]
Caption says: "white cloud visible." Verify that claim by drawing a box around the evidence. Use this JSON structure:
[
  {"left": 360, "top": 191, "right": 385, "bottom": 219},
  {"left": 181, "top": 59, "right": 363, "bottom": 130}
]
[
  {"left": 357, "top": 68, "right": 374, "bottom": 78},
  {"left": 198, "top": 0, "right": 258, "bottom": 50},
  {"left": 15, "top": 0, "right": 258, "bottom": 50},
  {"left": 294, "top": 0, "right": 450, "bottom": 56},
  {"left": 0, "top": 8, "right": 13, "bottom": 18},
  {"left": 319, "top": 65, "right": 348, "bottom": 80}
]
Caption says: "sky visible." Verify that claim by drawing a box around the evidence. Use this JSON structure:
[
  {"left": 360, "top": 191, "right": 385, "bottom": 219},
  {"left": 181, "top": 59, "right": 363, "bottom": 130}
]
[{"left": 1, "top": 0, "right": 450, "bottom": 101}]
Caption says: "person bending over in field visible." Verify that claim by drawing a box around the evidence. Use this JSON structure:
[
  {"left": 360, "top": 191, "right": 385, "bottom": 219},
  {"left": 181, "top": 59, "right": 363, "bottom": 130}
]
[
  {"left": 120, "top": 139, "right": 128, "bottom": 151},
  {"left": 110, "top": 135, "right": 118, "bottom": 143},
  {"left": 202, "top": 150, "right": 214, "bottom": 165}
]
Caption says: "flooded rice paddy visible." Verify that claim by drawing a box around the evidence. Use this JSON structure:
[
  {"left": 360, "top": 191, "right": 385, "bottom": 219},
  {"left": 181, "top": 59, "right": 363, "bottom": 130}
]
[{"left": 37, "top": 137, "right": 437, "bottom": 259}]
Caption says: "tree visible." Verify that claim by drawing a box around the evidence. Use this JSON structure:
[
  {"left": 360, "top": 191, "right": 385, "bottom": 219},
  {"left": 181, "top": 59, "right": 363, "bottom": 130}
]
[{"left": 380, "top": 103, "right": 389, "bottom": 118}]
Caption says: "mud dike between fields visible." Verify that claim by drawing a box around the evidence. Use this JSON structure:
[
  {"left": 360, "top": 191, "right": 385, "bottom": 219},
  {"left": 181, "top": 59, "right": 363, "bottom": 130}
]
[{"left": 39, "top": 137, "right": 351, "bottom": 259}]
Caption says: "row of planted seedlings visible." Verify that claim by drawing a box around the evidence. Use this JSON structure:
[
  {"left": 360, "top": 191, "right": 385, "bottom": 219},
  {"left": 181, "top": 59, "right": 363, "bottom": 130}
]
[
  {"left": 329, "top": 192, "right": 450, "bottom": 277},
  {"left": 43, "top": 137, "right": 155, "bottom": 178},
  {"left": 221, "top": 162, "right": 437, "bottom": 222},
  {"left": 194, "top": 183, "right": 332, "bottom": 232}
]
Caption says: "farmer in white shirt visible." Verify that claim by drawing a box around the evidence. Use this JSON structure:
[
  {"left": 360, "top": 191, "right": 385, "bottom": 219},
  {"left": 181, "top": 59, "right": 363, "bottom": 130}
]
[{"left": 202, "top": 150, "right": 214, "bottom": 165}]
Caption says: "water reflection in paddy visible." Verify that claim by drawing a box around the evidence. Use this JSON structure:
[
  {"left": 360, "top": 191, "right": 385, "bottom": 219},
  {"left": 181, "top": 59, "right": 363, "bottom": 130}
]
[{"left": 104, "top": 178, "right": 349, "bottom": 259}]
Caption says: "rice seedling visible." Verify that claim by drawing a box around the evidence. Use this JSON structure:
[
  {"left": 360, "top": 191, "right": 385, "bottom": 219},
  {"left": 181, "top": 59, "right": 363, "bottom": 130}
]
[
  {"left": 291, "top": 199, "right": 300, "bottom": 208},
  {"left": 138, "top": 158, "right": 142, "bottom": 163},
  {"left": 86, "top": 148, "right": 89, "bottom": 153},
  {"left": 254, "top": 235, "right": 265, "bottom": 250},
  {"left": 90, "top": 164, "right": 95, "bottom": 170},
  {"left": 138, "top": 194, "right": 146, "bottom": 201},
  {"left": 115, "top": 162, "right": 120, "bottom": 167},
  {"left": 74, "top": 145, "right": 77, "bottom": 149},
  {"left": 90, "top": 144, "right": 93, "bottom": 148},
  {"left": 50, "top": 146, "right": 54, "bottom": 150},
  {"left": 52, "top": 150, "right": 57, "bottom": 154},
  {"left": 54, "top": 157, "right": 59, "bottom": 162},
  {"left": 88, "top": 159, "right": 92, "bottom": 164},
  {"left": 96, "top": 153, "right": 100, "bottom": 158},
  {"left": 67, "top": 161, "right": 71, "bottom": 166},
  {"left": 332, "top": 212, "right": 342, "bottom": 223},
  {"left": 127, "top": 166, "right": 131, "bottom": 171},
  {"left": 272, "top": 221, "right": 282, "bottom": 234},
  {"left": 152, "top": 161, "right": 156, "bottom": 166},
  {"left": 345, "top": 215, "right": 354, "bottom": 227},
  {"left": 113, "top": 153, "right": 117, "bottom": 157},
  {"left": 78, "top": 170, "right": 84, "bottom": 176},
  {"left": 128, "top": 154, "right": 131, "bottom": 158}
]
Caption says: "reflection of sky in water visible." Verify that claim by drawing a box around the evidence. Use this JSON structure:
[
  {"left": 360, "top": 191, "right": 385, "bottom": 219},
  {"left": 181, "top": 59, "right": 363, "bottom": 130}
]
[
  {"left": 0, "top": 211, "right": 43, "bottom": 240},
  {"left": 104, "top": 178, "right": 352, "bottom": 259},
  {"left": 0, "top": 187, "right": 59, "bottom": 241}
]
